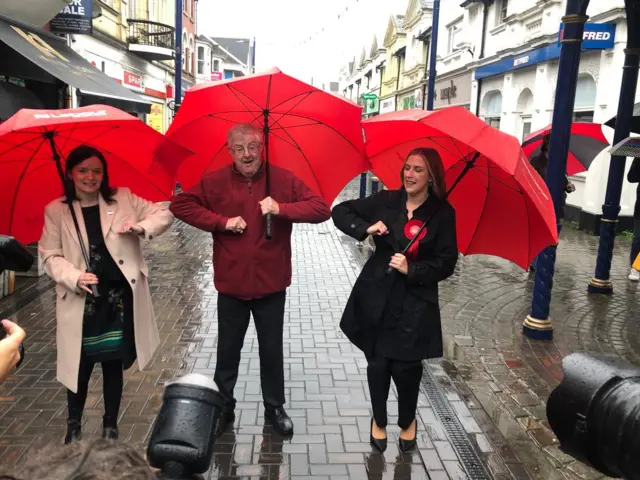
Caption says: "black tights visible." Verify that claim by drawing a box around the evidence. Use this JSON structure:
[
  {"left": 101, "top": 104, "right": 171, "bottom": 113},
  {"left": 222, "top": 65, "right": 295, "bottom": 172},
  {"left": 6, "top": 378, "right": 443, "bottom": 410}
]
[
  {"left": 67, "top": 357, "right": 123, "bottom": 427},
  {"left": 367, "top": 356, "right": 423, "bottom": 430}
]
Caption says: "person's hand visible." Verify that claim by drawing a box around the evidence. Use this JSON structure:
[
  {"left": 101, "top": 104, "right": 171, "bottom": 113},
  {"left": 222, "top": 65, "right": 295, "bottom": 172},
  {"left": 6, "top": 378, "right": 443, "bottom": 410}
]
[
  {"left": 259, "top": 197, "right": 280, "bottom": 216},
  {"left": 389, "top": 253, "right": 408, "bottom": 275},
  {"left": 118, "top": 224, "right": 144, "bottom": 235},
  {"left": 225, "top": 216, "right": 247, "bottom": 234},
  {"left": 0, "top": 320, "right": 25, "bottom": 385},
  {"left": 77, "top": 272, "right": 99, "bottom": 294},
  {"left": 566, "top": 183, "right": 576, "bottom": 193},
  {"left": 367, "top": 221, "right": 389, "bottom": 236}
]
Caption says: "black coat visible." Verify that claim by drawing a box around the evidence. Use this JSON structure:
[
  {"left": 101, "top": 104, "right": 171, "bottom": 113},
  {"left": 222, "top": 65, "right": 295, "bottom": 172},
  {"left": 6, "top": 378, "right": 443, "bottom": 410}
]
[
  {"left": 332, "top": 189, "right": 458, "bottom": 362},
  {"left": 628, "top": 158, "right": 640, "bottom": 219}
]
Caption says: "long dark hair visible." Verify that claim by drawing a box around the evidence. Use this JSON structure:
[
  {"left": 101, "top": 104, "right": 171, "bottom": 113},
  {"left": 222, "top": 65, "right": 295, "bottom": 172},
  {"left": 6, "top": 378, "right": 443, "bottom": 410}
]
[
  {"left": 63, "top": 145, "right": 116, "bottom": 204},
  {"left": 401, "top": 147, "right": 447, "bottom": 199}
]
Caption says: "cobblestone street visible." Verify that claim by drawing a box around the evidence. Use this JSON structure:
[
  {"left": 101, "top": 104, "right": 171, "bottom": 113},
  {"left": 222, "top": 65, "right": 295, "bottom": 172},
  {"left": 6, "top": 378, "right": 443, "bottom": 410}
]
[{"left": 0, "top": 180, "right": 637, "bottom": 479}]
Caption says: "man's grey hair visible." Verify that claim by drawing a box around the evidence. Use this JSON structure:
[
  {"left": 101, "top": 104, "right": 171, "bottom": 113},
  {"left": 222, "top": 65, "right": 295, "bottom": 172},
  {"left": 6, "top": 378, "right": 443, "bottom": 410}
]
[{"left": 227, "top": 123, "right": 264, "bottom": 144}]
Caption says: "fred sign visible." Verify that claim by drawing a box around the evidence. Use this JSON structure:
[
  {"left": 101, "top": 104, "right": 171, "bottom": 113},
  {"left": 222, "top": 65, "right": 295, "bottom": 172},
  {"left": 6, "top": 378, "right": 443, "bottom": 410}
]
[{"left": 558, "top": 22, "right": 616, "bottom": 49}]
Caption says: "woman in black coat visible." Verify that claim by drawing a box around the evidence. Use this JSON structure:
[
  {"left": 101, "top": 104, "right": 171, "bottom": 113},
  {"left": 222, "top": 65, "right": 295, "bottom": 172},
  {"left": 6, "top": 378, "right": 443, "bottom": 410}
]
[{"left": 332, "top": 147, "right": 458, "bottom": 452}]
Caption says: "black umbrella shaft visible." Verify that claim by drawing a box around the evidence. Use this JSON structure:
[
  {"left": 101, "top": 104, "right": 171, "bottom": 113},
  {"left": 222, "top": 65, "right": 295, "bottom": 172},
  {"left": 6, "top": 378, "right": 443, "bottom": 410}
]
[{"left": 263, "top": 109, "right": 272, "bottom": 240}]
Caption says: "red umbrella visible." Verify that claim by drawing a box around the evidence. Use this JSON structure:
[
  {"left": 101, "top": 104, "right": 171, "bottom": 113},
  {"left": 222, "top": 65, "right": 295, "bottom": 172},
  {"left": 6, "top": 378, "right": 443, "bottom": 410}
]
[
  {"left": 166, "top": 67, "right": 369, "bottom": 210},
  {"left": 522, "top": 122, "right": 609, "bottom": 176},
  {"left": 362, "top": 107, "right": 558, "bottom": 270},
  {"left": 0, "top": 105, "right": 192, "bottom": 245}
]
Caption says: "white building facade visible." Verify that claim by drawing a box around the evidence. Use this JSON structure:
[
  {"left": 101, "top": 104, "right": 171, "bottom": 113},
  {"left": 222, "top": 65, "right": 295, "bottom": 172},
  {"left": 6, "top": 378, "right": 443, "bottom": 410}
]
[
  {"left": 340, "top": 0, "right": 638, "bottom": 233},
  {"left": 467, "top": 0, "right": 636, "bottom": 233}
]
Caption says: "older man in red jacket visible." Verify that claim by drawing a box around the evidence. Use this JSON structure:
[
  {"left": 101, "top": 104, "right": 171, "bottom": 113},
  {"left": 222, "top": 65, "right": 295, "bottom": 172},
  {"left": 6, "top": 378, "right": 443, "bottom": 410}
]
[{"left": 170, "top": 123, "right": 331, "bottom": 436}]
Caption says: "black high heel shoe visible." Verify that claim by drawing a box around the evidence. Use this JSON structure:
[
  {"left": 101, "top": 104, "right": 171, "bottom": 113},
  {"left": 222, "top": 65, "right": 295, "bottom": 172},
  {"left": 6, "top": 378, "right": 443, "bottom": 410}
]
[
  {"left": 369, "top": 417, "right": 387, "bottom": 452},
  {"left": 399, "top": 419, "right": 417, "bottom": 452},
  {"left": 64, "top": 419, "right": 82, "bottom": 445}
]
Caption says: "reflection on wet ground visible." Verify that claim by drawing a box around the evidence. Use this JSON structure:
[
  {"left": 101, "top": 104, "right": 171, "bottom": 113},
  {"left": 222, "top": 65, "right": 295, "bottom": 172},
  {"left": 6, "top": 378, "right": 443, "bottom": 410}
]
[{"left": 0, "top": 180, "right": 636, "bottom": 479}]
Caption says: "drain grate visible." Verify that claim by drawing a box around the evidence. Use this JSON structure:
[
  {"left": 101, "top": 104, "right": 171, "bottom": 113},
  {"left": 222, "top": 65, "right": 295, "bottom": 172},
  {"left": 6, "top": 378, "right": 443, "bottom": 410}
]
[{"left": 421, "top": 365, "right": 492, "bottom": 480}]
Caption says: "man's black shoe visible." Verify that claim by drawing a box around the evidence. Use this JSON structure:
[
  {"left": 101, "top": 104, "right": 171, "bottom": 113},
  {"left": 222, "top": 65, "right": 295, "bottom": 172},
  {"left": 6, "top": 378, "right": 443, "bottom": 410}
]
[
  {"left": 264, "top": 407, "right": 294, "bottom": 436},
  {"left": 215, "top": 411, "right": 235, "bottom": 437}
]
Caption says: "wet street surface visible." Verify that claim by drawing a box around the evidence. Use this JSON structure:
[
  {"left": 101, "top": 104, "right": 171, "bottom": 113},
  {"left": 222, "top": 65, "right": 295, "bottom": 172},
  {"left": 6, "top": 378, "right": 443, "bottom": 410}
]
[{"left": 0, "top": 179, "right": 636, "bottom": 479}]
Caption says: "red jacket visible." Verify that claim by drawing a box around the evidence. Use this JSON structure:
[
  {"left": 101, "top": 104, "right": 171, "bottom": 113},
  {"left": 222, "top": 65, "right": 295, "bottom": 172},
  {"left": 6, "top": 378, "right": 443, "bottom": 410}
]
[{"left": 169, "top": 164, "right": 331, "bottom": 300}]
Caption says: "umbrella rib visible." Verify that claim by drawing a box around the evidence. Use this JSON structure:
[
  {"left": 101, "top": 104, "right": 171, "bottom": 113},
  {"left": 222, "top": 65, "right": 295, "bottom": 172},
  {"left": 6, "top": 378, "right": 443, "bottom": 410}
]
[
  {"left": 269, "top": 112, "right": 363, "bottom": 154},
  {"left": 269, "top": 89, "right": 315, "bottom": 111},
  {"left": 462, "top": 165, "right": 492, "bottom": 257},
  {"left": 0, "top": 131, "right": 53, "bottom": 158},
  {"left": 267, "top": 114, "right": 308, "bottom": 151},
  {"left": 269, "top": 91, "right": 314, "bottom": 119},
  {"left": 268, "top": 129, "right": 303, "bottom": 150},
  {"left": 7, "top": 135, "right": 49, "bottom": 236},
  {"left": 226, "top": 83, "right": 265, "bottom": 112},
  {"left": 372, "top": 135, "right": 469, "bottom": 164}
]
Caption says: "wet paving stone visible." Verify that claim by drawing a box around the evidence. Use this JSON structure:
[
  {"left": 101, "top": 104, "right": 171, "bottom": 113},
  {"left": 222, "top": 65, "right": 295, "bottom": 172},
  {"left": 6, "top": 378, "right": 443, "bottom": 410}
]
[{"left": 0, "top": 179, "right": 635, "bottom": 480}]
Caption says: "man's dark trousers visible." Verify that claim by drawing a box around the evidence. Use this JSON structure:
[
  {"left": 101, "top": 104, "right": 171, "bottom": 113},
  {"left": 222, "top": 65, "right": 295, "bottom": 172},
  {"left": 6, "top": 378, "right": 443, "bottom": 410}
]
[{"left": 214, "top": 290, "right": 286, "bottom": 413}]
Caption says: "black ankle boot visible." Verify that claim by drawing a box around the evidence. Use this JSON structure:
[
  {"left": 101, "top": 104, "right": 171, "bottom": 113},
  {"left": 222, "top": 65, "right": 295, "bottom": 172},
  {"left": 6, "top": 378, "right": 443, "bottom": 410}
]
[
  {"left": 102, "top": 415, "right": 119, "bottom": 440},
  {"left": 102, "top": 426, "right": 119, "bottom": 440},
  {"left": 64, "top": 419, "right": 82, "bottom": 445}
]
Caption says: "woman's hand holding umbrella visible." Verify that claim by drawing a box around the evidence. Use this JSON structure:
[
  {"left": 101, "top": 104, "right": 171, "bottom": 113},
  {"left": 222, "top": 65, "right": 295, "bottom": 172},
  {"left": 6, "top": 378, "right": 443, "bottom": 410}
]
[
  {"left": 389, "top": 254, "right": 408, "bottom": 275},
  {"left": 77, "top": 272, "right": 99, "bottom": 294}
]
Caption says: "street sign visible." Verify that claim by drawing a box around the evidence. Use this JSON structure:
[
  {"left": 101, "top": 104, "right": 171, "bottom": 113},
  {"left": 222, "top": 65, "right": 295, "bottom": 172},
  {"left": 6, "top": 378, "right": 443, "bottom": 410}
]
[
  {"left": 362, "top": 93, "right": 377, "bottom": 100},
  {"left": 608, "top": 136, "right": 640, "bottom": 158},
  {"left": 558, "top": 23, "right": 616, "bottom": 49}
]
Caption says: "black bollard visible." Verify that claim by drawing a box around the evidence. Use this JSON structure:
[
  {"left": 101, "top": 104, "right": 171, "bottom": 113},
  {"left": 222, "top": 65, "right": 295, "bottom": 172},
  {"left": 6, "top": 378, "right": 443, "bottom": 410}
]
[{"left": 147, "top": 373, "right": 224, "bottom": 480}]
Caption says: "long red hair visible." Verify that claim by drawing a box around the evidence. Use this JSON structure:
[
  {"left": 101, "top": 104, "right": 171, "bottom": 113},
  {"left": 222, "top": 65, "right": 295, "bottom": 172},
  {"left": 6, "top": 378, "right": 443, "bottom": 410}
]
[{"left": 401, "top": 147, "right": 447, "bottom": 199}]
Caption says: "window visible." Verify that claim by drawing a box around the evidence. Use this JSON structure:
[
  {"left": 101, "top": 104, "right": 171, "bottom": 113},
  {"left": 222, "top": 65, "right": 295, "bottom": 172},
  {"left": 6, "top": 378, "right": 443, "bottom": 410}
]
[
  {"left": 522, "top": 121, "right": 531, "bottom": 142},
  {"left": 497, "top": 0, "right": 508, "bottom": 24},
  {"left": 197, "top": 46, "right": 205, "bottom": 75},
  {"left": 573, "top": 74, "right": 596, "bottom": 123},
  {"left": 213, "top": 59, "right": 220, "bottom": 71},
  {"left": 483, "top": 91, "right": 502, "bottom": 130},
  {"left": 128, "top": 0, "right": 137, "bottom": 18},
  {"left": 447, "top": 22, "right": 461, "bottom": 53}
]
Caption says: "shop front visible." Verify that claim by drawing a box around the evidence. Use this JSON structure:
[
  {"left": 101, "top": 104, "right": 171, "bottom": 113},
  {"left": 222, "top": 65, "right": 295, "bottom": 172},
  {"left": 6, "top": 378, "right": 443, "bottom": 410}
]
[
  {"left": 379, "top": 96, "right": 396, "bottom": 114},
  {"left": 361, "top": 92, "right": 379, "bottom": 118},
  {"left": 73, "top": 35, "right": 172, "bottom": 131},
  {"left": 432, "top": 72, "right": 472, "bottom": 110},
  {"left": 396, "top": 87, "right": 424, "bottom": 111},
  {"left": 0, "top": 14, "right": 151, "bottom": 121}
]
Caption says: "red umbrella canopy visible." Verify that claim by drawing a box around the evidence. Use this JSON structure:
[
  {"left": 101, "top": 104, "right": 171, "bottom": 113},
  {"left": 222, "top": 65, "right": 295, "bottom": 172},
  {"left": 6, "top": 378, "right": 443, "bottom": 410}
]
[
  {"left": 522, "top": 122, "right": 609, "bottom": 176},
  {"left": 0, "top": 105, "right": 191, "bottom": 245},
  {"left": 166, "top": 67, "right": 369, "bottom": 204},
  {"left": 362, "top": 107, "right": 558, "bottom": 270}
]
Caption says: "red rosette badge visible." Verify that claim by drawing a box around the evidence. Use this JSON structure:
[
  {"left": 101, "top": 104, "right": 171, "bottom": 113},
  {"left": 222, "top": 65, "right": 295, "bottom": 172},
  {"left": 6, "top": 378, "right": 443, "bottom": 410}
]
[{"left": 403, "top": 219, "right": 426, "bottom": 260}]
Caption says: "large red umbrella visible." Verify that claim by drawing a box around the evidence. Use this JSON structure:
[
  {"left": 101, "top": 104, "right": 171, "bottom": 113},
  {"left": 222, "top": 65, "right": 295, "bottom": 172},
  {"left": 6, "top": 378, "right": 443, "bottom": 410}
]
[
  {"left": 0, "top": 105, "right": 191, "bottom": 245},
  {"left": 166, "top": 67, "right": 369, "bottom": 207},
  {"left": 522, "top": 122, "right": 609, "bottom": 176},
  {"left": 362, "top": 107, "right": 558, "bottom": 270}
]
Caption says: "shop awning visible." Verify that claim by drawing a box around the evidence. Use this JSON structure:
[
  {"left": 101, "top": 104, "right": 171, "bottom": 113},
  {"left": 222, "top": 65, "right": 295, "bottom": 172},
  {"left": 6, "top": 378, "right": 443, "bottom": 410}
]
[{"left": 0, "top": 15, "right": 152, "bottom": 114}]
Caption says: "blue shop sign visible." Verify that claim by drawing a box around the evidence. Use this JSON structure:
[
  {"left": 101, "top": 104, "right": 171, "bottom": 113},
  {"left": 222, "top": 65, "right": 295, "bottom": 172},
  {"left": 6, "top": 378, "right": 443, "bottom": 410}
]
[
  {"left": 475, "top": 22, "right": 616, "bottom": 80},
  {"left": 475, "top": 44, "right": 560, "bottom": 80},
  {"left": 558, "top": 22, "right": 616, "bottom": 49}
]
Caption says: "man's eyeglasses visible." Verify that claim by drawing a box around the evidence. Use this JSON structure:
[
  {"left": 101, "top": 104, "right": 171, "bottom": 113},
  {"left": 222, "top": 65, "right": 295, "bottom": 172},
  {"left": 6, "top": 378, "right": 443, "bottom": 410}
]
[{"left": 230, "top": 143, "right": 263, "bottom": 155}]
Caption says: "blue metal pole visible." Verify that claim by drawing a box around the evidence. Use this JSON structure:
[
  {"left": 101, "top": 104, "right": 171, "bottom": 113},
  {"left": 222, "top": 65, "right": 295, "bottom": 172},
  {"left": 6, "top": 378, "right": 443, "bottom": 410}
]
[
  {"left": 588, "top": 0, "right": 640, "bottom": 295},
  {"left": 523, "top": 0, "right": 589, "bottom": 340},
  {"left": 359, "top": 173, "right": 367, "bottom": 199},
  {"left": 425, "top": 0, "right": 440, "bottom": 111},
  {"left": 371, "top": 177, "right": 379, "bottom": 194},
  {"left": 174, "top": 0, "right": 183, "bottom": 115}
]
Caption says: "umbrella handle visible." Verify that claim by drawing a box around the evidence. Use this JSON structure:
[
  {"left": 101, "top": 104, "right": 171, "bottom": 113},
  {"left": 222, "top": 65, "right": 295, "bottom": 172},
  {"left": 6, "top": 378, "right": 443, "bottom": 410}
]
[{"left": 266, "top": 213, "right": 272, "bottom": 240}]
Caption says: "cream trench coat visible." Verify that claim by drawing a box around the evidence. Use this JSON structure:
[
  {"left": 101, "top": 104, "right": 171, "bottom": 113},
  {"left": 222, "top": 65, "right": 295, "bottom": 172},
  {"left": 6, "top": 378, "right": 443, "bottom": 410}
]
[{"left": 38, "top": 187, "right": 173, "bottom": 393}]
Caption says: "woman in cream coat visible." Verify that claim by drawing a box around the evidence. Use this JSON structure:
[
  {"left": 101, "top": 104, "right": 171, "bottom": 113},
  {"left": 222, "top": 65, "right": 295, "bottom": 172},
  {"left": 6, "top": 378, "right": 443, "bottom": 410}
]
[{"left": 39, "top": 145, "right": 173, "bottom": 444}]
